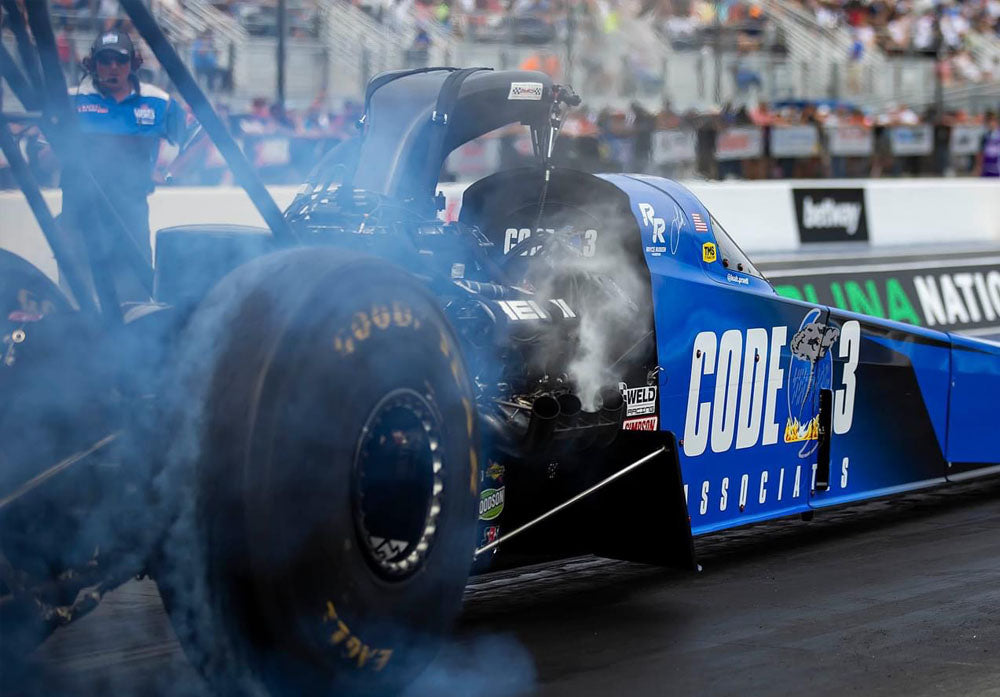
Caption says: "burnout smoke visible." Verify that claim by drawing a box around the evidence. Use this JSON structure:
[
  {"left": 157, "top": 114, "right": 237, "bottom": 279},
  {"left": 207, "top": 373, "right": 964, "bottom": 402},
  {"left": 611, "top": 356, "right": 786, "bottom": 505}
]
[{"left": 526, "top": 204, "right": 652, "bottom": 411}]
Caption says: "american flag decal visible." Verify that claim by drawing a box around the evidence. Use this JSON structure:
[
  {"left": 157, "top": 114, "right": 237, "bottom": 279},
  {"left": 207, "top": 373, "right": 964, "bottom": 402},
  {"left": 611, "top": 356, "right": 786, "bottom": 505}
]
[{"left": 691, "top": 213, "right": 709, "bottom": 232}]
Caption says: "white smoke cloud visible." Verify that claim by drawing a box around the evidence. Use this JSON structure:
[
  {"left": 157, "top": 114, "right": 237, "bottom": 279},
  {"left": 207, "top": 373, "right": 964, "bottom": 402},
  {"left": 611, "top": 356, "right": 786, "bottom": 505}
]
[{"left": 521, "top": 205, "right": 652, "bottom": 411}]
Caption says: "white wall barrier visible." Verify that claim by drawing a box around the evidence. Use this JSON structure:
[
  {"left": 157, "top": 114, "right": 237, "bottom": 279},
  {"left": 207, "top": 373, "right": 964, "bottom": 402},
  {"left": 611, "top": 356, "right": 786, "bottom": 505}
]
[{"left": 3, "top": 178, "right": 999, "bottom": 284}]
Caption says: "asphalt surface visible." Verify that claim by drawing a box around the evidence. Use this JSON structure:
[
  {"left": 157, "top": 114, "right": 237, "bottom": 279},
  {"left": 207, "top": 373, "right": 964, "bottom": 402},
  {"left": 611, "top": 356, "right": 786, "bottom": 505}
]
[
  {"left": 9, "top": 475, "right": 1000, "bottom": 697},
  {"left": 752, "top": 242, "right": 1000, "bottom": 270}
]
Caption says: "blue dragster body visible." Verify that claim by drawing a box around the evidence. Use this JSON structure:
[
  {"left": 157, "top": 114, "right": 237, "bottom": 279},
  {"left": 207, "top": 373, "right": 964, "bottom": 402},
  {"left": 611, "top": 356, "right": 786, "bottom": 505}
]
[{"left": 603, "top": 174, "right": 1000, "bottom": 536}]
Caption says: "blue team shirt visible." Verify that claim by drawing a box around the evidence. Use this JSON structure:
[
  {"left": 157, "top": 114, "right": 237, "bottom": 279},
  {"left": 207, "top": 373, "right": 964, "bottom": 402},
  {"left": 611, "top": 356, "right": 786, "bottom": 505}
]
[{"left": 65, "top": 76, "right": 187, "bottom": 196}]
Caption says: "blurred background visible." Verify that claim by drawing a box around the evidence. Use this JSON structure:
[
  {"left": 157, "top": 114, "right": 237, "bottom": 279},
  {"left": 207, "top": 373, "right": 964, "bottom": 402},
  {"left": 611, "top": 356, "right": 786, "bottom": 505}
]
[{"left": 2, "top": 0, "right": 999, "bottom": 186}]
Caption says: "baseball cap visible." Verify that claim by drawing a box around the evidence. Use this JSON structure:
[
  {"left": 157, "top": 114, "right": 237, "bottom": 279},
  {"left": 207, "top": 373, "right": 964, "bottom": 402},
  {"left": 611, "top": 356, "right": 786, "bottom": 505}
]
[{"left": 91, "top": 31, "right": 134, "bottom": 57}]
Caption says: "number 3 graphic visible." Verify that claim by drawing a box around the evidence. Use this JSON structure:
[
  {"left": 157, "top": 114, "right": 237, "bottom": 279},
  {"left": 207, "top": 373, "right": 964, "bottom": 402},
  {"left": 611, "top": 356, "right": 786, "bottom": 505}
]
[{"left": 833, "top": 320, "right": 860, "bottom": 434}]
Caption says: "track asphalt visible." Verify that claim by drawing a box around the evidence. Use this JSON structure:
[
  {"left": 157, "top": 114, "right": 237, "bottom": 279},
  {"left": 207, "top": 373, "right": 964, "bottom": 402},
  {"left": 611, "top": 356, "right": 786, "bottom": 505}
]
[{"left": 10, "top": 476, "right": 1000, "bottom": 697}]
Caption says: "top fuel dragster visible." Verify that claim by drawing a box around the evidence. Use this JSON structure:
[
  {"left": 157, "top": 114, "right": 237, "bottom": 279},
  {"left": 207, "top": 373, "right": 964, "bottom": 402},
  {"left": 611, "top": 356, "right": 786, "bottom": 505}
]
[{"left": 3, "top": 2, "right": 1000, "bottom": 694}]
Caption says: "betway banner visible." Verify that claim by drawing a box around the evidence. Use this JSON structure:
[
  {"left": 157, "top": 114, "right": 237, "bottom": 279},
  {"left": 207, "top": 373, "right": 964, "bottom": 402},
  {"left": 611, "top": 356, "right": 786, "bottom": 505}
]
[
  {"left": 767, "top": 258, "right": 1000, "bottom": 334},
  {"left": 792, "top": 188, "right": 869, "bottom": 243}
]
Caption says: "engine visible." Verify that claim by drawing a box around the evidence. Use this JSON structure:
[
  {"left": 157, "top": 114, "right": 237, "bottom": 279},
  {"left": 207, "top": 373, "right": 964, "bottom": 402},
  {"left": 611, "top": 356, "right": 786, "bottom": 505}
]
[{"left": 284, "top": 162, "right": 657, "bottom": 459}]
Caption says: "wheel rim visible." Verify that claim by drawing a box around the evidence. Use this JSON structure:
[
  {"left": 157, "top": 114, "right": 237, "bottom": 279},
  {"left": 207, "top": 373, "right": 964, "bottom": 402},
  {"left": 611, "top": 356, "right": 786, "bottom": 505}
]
[{"left": 352, "top": 388, "right": 444, "bottom": 580}]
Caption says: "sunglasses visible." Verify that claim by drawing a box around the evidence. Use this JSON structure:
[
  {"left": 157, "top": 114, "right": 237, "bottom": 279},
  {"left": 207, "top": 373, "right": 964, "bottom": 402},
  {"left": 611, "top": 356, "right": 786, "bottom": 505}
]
[{"left": 96, "top": 53, "right": 130, "bottom": 66}]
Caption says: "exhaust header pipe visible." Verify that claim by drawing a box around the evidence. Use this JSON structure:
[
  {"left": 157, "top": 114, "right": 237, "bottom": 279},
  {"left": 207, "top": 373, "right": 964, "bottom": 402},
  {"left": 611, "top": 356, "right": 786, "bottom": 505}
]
[{"left": 523, "top": 393, "right": 560, "bottom": 452}]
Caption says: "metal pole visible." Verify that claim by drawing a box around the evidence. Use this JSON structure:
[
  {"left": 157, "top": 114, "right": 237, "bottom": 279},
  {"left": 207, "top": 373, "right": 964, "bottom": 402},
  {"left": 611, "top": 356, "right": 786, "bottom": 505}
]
[
  {"left": 697, "top": 50, "right": 704, "bottom": 100},
  {"left": 713, "top": 0, "right": 722, "bottom": 103},
  {"left": 507, "top": 0, "right": 517, "bottom": 49},
  {"left": 117, "top": 0, "right": 298, "bottom": 244},
  {"left": 933, "top": 2, "right": 943, "bottom": 120},
  {"left": 277, "top": 0, "right": 286, "bottom": 109},
  {"left": 565, "top": 3, "right": 575, "bottom": 88},
  {"left": 0, "top": 42, "right": 40, "bottom": 110},
  {"left": 661, "top": 55, "right": 669, "bottom": 103},
  {"left": 361, "top": 46, "right": 370, "bottom": 94},
  {"left": 1, "top": 0, "right": 43, "bottom": 92}
]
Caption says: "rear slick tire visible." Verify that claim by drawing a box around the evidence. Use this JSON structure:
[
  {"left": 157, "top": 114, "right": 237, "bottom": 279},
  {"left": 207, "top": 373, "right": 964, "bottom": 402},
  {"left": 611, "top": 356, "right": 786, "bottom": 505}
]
[{"left": 157, "top": 247, "right": 479, "bottom": 697}]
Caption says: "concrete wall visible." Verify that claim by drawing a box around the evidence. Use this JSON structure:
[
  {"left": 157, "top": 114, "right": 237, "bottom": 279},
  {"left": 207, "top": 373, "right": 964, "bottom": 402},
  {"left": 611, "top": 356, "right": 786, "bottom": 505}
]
[{"left": 3, "top": 178, "right": 999, "bottom": 283}]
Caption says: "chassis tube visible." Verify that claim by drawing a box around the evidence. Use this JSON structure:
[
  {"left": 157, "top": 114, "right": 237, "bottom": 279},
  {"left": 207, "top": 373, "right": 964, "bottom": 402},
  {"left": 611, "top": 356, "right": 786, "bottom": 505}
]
[
  {"left": 1, "top": 0, "right": 43, "bottom": 93},
  {"left": 117, "top": 0, "right": 298, "bottom": 245},
  {"left": 0, "top": 42, "right": 41, "bottom": 111},
  {"left": 0, "top": 116, "right": 97, "bottom": 316}
]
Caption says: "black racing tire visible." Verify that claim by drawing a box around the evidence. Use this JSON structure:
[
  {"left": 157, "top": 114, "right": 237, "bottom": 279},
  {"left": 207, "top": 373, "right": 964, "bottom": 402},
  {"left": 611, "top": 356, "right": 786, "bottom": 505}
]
[{"left": 156, "top": 246, "right": 479, "bottom": 697}]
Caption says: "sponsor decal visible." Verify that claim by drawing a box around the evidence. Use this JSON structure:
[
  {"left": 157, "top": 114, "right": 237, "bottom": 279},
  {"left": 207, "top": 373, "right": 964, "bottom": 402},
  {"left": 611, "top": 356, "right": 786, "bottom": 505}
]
[
  {"left": 481, "top": 525, "right": 500, "bottom": 545},
  {"left": 7, "top": 311, "right": 43, "bottom": 323},
  {"left": 691, "top": 212, "right": 708, "bottom": 232},
  {"left": 638, "top": 202, "right": 665, "bottom": 256},
  {"left": 134, "top": 105, "right": 156, "bottom": 125},
  {"left": 702, "top": 242, "right": 717, "bottom": 263},
  {"left": 726, "top": 273, "right": 749, "bottom": 286},
  {"left": 623, "top": 416, "right": 658, "bottom": 431},
  {"left": 479, "top": 486, "right": 505, "bottom": 520},
  {"left": 502, "top": 227, "right": 597, "bottom": 257},
  {"left": 784, "top": 415, "right": 819, "bottom": 443},
  {"left": 638, "top": 202, "right": 682, "bottom": 256},
  {"left": 486, "top": 461, "right": 505, "bottom": 483},
  {"left": 496, "top": 298, "right": 576, "bottom": 321},
  {"left": 681, "top": 314, "right": 859, "bottom": 458},
  {"left": 785, "top": 312, "right": 841, "bottom": 456},
  {"left": 620, "top": 383, "right": 657, "bottom": 417},
  {"left": 792, "top": 188, "right": 869, "bottom": 243},
  {"left": 684, "top": 456, "right": 852, "bottom": 517},
  {"left": 771, "top": 265, "right": 1000, "bottom": 333},
  {"left": 77, "top": 104, "right": 109, "bottom": 114},
  {"left": 508, "top": 81, "right": 544, "bottom": 100}
]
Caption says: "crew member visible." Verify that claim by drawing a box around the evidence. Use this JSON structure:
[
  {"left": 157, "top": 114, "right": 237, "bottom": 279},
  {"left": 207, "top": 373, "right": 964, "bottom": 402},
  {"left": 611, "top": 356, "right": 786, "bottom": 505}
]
[
  {"left": 977, "top": 110, "right": 1000, "bottom": 178},
  {"left": 61, "top": 30, "right": 186, "bottom": 300}
]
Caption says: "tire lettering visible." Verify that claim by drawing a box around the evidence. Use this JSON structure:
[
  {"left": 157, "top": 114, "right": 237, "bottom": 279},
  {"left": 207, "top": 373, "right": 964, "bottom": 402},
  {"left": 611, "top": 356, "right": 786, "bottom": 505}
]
[
  {"left": 323, "top": 601, "right": 393, "bottom": 672},
  {"left": 333, "top": 302, "right": 422, "bottom": 356}
]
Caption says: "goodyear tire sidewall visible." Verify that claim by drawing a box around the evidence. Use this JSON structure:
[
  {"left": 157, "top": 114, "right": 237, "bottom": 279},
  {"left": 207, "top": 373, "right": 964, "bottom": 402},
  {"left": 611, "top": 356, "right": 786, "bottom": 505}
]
[{"left": 172, "top": 248, "right": 478, "bottom": 696}]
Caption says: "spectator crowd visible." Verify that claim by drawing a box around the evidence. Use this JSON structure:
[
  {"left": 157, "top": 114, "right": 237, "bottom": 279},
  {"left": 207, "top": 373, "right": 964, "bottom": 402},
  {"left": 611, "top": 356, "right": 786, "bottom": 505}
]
[
  {"left": 2, "top": 85, "right": 995, "bottom": 191},
  {"left": 802, "top": 0, "right": 1000, "bottom": 84}
]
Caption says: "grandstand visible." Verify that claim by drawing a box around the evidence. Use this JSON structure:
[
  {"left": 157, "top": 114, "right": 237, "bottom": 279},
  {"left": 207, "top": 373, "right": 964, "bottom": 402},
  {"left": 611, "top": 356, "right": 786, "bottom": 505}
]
[
  {"left": 1, "top": 0, "right": 998, "bottom": 187},
  {"left": 4, "top": 0, "right": 998, "bottom": 109}
]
